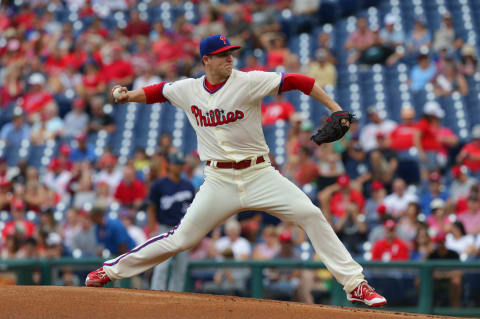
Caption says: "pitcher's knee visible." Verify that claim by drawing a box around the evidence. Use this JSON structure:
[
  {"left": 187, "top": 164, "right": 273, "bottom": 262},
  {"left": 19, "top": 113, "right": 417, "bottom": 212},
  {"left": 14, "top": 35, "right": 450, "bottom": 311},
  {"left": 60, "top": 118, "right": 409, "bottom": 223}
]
[{"left": 174, "top": 234, "right": 198, "bottom": 252}]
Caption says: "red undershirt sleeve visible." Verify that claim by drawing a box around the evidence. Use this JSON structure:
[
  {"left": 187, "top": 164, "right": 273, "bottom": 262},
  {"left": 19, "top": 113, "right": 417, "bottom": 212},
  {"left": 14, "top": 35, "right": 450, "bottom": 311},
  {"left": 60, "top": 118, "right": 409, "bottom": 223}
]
[
  {"left": 142, "top": 82, "right": 168, "bottom": 104},
  {"left": 279, "top": 73, "right": 315, "bottom": 95}
]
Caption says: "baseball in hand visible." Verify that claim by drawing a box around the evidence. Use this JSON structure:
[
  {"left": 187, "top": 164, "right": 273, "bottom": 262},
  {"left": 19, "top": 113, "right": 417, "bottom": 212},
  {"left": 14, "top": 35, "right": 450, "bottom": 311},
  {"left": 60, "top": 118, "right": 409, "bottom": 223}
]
[{"left": 113, "top": 87, "right": 123, "bottom": 100}]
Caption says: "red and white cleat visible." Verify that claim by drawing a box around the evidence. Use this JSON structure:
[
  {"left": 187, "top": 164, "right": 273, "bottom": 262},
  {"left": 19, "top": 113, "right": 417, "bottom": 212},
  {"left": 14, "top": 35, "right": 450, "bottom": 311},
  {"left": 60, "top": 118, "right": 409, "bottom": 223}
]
[
  {"left": 347, "top": 281, "right": 387, "bottom": 307},
  {"left": 85, "top": 267, "right": 111, "bottom": 287}
]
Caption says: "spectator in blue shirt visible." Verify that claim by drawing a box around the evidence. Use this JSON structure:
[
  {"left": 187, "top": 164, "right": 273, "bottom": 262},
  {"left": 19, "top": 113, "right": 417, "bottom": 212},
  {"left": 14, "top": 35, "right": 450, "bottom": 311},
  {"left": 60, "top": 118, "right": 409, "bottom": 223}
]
[
  {"left": 70, "top": 133, "right": 96, "bottom": 163},
  {"left": 0, "top": 108, "right": 30, "bottom": 146},
  {"left": 410, "top": 49, "right": 437, "bottom": 91},
  {"left": 90, "top": 206, "right": 136, "bottom": 256},
  {"left": 419, "top": 172, "right": 451, "bottom": 216}
]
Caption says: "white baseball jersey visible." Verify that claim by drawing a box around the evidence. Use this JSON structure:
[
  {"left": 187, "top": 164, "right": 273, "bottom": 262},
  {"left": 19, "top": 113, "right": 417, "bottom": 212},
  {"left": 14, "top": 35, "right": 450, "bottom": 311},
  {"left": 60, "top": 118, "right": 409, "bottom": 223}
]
[{"left": 162, "top": 69, "right": 283, "bottom": 161}]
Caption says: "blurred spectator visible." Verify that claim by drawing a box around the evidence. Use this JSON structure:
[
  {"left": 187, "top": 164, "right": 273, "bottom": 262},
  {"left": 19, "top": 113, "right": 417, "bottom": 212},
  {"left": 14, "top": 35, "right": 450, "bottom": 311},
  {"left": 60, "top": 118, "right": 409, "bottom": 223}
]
[
  {"left": 119, "top": 209, "right": 146, "bottom": 246},
  {"left": 250, "top": 1, "right": 281, "bottom": 40},
  {"left": 225, "top": 4, "right": 251, "bottom": 49},
  {"left": 344, "top": 17, "right": 379, "bottom": 65},
  {"left": 79, "top": 60, "right": 105, "bottom": 99},
  {"left": 0, "top": 108, "right": 30, "bottom": 146},
  {"left": 428, "top": 234, "right": 462, "bottom": 308},
  {"left": 70, "top": 209, "right": 99, "bottom": 257},
  {"left": 123, "top": 11, "right": 150, "bottom": 38},
  {"left": 291, "top": 0, "right": 320, "bottom": 34},
  {"left": 397, "top": 202, "right": 422, "bottom": 245},
  {"left": 459, "top": 44, "right": 478, "bottom": 77},
  {"left": 132, "top": 64, "right": 162, "bottom": 91},
  {"left": 371, "top": 219, "right": 410, "bottom": 261},
  {"left": 101, "top": 44, "right": 134, "bottom": 88},
  {"left": 1, "top": 235, "right": 22, "bottom": 259},
  {"left": 419, "top": 172, "right": 451, "bottom": 216},
  {"left": 88, "top": 95, "right": 116, "bottom": 134},
  {"left": 69, "top": 133, "right": 96, "bottom": 163},
  {"left": 94, "top": 181, "right": 112, "bottom": 210},
  {"left": 457, "top": 193, "right": 480, "bottom": 236},
  {"left": 406, "top": 18, "right": 431, "bottom": 56},
  {"left": 359, "top": 106, "right": 397, "bottom": 153},
  {"left": 384, "top": 178, "right": 418, "bottom": 218},
  {"left": 253, "top": 225, "right": 281, "bottom": 260},
  {"left": 90, "top": 206, "right": 135, "bottom": 256},
  {"left": 17, "top": 237, "right": 39, "bottom": 259},
  {"left": 409, "top": 48, "right": 437, "bottom": 92},
  {"left": 290, "top": 146, "right": 319, "bottom": 187},
  {"left": 194, "top": 6, "right": 226, "bottom": 40},
  {"left": 182, "top": 152, "right": 204, "bottom": 192},
  {"left": 64, "top": 98, "right": 89, "bottom": 138},
  {"left": 114, "top": 164, "right": 147, "bottom": 209},
  {"left": 306, "top": 48, "right": 337, "bottom": 87},
  {"left": 95, "top": 153, "right": 123, "bottom": 196},
  {"left": 410, "top": 224, "right": 434, "bottom": 260},
  {"left": 433, "top": 13, "right": 463, "bottom": 52},
  {"left": 69, "top": 162, "right": 96, "bottom": 210},
  {"left": 433, "top": 60, "right": 469, "bottom": 97},
  {"left": 316, "top": 32, "right": 337, "bottom": 65},
  {"left": 59, "top": 208, "right": 80, "bottom": 252},
  {"left": 264, "top": 230, "right": 301, "bottom": 301},
  {"left": 31, "top": 104, "right": 64, "bottom": 145},
  {"left": 364, "top": 182, "right": 387, "bottom": 228},
  {"left": 446, "top": 221, "right": 475, "bottom": 255},
  {"left": 414, "top": 101, "right": 446, "bottom": 175},
  {"left": 241, "top": 55, "right": 268, "bottom": 72},
  {"left": 427, "top": 199, "right": 452, "bottom": 237},
  {"left": 213, "top": 219, "right": 251, "bottom": 261},
  {"left": 456, "top": 124, "right": 480, "bottom": 174},
  {"left": 261, "top": 33, "right": 292, "bottom": 70},
  {"left": 450, "top": 165, "right": 476, "bottom": 202},
  {"left": 0, "top": 66, "right": 24, "bottom": 108},
  {"left": 22, "top": 73, "right": 56, "bottom": 115},
  {"left": 43, "top": 158, "right": 72, "bottom": 200},
  {"left": 369, "top": 132, "right": 398, "bottom": 187},
  {"left": 379, "top": 14, "right": 405, "bottom": 66},
  {"left": 157, "top": 132, "right": 177, "bottom": 156},
  {"left": 261, "top": 95, "right": 296, "bottom": 125},
  {"left": 1, "top": 200, "right": 35, "bottom": 241},
  {"left": 388, "top": 107, "right": 417, "bottom": 153},
  {"left": 149, "top": 152, "right": 195, "bottom": 291}
]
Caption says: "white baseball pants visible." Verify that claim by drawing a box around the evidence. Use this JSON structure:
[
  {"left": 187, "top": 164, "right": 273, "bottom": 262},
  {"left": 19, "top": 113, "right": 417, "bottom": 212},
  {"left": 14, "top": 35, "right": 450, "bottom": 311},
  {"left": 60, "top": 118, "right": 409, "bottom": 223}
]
[{"left": 102, "top": 159, "right": 365, "bottom": 293}]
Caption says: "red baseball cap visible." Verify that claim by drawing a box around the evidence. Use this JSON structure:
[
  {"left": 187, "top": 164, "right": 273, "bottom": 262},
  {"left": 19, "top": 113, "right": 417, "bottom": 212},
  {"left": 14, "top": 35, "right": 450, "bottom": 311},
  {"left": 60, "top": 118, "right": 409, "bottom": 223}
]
[
  {"left": 433, "top": 233, "right": 446, "bottom": 243},
  {"left": 73, "top": 98, "right": 85, "bottom": 109},
  {"left": 49, "top": 158, "right": 62, "bottom": 171},
  {"left": 371, "top": 181, "right": 384, "bottom": 191},
  {"left": 384, "top": 219, "right": 396, "bottom": 229},
  {"left": 337, "top": 174, "right": 350, "bottom": 187},
  {"left": 59, "top": 144, "right": 71, "bottom": 156},
  {"left": 278, "top": 230, "right": 292, "bottom": 243},
  {"left": 200, "top": 34, "right": 241, "bottom": 58},
  {"left": 377, "top": 204, "right": 387, "bottom": 215},
  {"left": 12, "top": 200, "right": 26, "bottom": 210}
]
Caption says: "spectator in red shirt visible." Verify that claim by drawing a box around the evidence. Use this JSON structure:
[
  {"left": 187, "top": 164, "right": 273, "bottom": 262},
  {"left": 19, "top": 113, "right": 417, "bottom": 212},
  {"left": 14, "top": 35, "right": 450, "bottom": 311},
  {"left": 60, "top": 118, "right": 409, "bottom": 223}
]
[
  {"left": 318, "top": 174, "right": 365, "bottom": 219},
  {"left": 388, "top": 106, "right": 418, "bottom": 152},
  {"left": 456, "top": 124, "right": 480, "bottom": 174},
  {"left": 123, "top": 11, "right": 151, "bottom": 38},
  {"left": 22, "top": 73, "right": 55, "bottom": 115},
  {"left": 292, "top": 146, "right": 319, "bottom": 187},
  {"left": 114, "top": 165, "right": 147, "bottom": 209},
  {"left": 261, "top": 95, "right": 296, "bottom": 125},
  {"left": 1, "top": 200, "right": 35, "bottom": 241},
  {"left": 80, "top": 60, "right": 105, "bottom": 99},
  {"left": 241, "top": 55, "right": 268, "bottom": 73},
  {"left": 414, "top": 101, "right": 446, "bottom": 177},
  {"left": 102, "top": 45, "right": 134, "bottom": 88},
  {"left": 371, "top": 219, "right": 410, "bottom": 261}
]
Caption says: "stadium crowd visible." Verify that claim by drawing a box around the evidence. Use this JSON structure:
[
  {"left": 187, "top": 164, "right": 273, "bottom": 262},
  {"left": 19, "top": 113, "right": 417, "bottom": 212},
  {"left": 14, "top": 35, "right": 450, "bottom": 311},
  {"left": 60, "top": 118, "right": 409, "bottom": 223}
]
[{"left": 0, "top": 0, "right": 480, "bottom": 307}]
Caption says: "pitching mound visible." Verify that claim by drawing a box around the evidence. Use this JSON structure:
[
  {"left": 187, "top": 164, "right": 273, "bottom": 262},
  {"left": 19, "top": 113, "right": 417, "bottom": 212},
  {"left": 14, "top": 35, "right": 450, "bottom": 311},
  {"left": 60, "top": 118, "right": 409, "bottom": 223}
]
[{"left": 0, "top": 286, "right": 463, "bottom": 319}]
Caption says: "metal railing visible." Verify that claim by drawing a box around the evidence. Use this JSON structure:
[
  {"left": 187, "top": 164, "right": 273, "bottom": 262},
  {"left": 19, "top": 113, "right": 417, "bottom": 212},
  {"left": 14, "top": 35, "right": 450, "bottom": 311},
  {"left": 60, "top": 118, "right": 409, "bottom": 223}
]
[{"left": 1, "top": 258, "right": 480, "bottom": 317}]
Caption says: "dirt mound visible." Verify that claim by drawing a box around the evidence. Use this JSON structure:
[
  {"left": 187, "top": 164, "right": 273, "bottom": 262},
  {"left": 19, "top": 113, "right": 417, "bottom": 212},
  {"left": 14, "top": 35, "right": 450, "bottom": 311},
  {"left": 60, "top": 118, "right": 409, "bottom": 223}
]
[{"left": 0, "top": 286, "right": 463, "bottom": 319}]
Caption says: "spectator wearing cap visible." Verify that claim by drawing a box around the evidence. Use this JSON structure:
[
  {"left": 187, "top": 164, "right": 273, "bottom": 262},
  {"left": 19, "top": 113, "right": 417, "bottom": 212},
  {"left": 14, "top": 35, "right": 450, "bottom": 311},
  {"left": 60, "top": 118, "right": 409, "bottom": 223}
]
[
  {"left": 410, "top": 47, "right": 437, "bottom": 91},
  {"left": 101, "top": 43, "right": 135, "bottom": 89},
  {"left": 1, "top": 200, "right": 35, "bottom": 241},
  {"left": 459, "top": 44, "right": 478, "bottom": 77},
  {"left": 456, "top": 124, "right": 480, "bottom": 175},
  {"left": 364, "top": 181, "right": 387, "bottom": 228},
  {"left": 306, "top": 48, "right": 337, "bottom": 87},
  {"left": 43, "top": 158, "right": 72, "bottom": 200},
  {"left": 414, "top": 101, "right": 447, "bottom": 175},
  {"left": 427, "top": 199, "right": 452, "bottom": 237},
  {"left": 419, "top": 171, "right": 451, "bottom": 216},
  {"left": 427, "top": 232, "right": 462, "bottom": 308},
  {"left": 261, "top": 95, "right": 296, "bottom": 126},
  {"left": 457, "top": 193, "right": 480, "bottom": 236},
  {"left": 90, "top": 206, "right": 135, "bottom": 257},
  {"left": 149, "top": 152, "right": 195, "bottom": 291},
  {"left": 114, "top": 164, "right": 147, "bottom": 210},
  {"left": 94, "top": 154, "right": 123, "bottom": 197},
  {"left": 22, "top": 73, "right": 55, "bottom": 115},
  {"left": 359, "top": 106, "right": 397, "bottom": 153},
  {"left": 69, "top": 133, "right": 96, "bottom": 163},
  {"left": 87, "top": 95, "right": 116, "bottom": 134},
  {"left": 319, "top": 174, "right": 367, "bottom": 255},
  {"left": 450, "top": 165, "right": 476, "bottom": 202},
  {"left": 379, "top": 13, "right": 406, "bottom": 66},
  {"left": 384, "top": 178, "right": 418, "bottom": 218},
  {"left": 433, "top": 12, "right": 463, "bottom": 53},
  {"left": 64, "top": 98, "right": 89, "bottom": 139},
  {"left": 0, "top": 107, "right": 30, "bottom": 147},
  {"left": 371, "top": 219, "right": 410, "bottom": 261}
]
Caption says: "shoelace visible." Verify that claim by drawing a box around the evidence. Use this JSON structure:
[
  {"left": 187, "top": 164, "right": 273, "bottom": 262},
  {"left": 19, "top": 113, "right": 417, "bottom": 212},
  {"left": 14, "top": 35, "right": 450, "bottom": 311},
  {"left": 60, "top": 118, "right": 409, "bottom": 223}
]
[
  {"left": 354, "top": 282, "right": 376, "bottom": 298},
  {"left": 97, "top": 271, "right": 107, "bottom": 279}
]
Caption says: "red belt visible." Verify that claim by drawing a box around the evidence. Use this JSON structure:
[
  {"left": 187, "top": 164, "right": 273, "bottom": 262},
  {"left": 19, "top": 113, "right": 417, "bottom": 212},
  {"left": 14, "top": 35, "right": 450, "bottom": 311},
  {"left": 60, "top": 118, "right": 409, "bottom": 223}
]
[{"left": 206, "top": 156, "right": 265, "bottom": 170}]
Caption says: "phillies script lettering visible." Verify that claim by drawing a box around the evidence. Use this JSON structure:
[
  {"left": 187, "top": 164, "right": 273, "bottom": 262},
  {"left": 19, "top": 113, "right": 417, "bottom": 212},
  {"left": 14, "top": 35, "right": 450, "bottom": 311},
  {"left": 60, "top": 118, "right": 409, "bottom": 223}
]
[{"left": 191, "top": 105, "right": 244, "bottom": 127}]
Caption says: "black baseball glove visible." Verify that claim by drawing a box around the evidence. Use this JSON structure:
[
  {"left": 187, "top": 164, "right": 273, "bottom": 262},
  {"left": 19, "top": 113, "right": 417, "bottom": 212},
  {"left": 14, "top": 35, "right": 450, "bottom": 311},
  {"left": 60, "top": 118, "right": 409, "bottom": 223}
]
[{"left": 311, "top": 111, "right": 355, "bottom": 145}]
